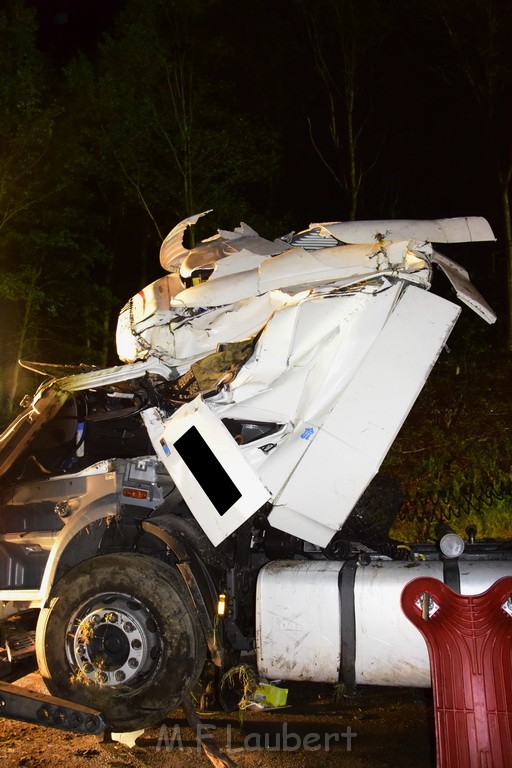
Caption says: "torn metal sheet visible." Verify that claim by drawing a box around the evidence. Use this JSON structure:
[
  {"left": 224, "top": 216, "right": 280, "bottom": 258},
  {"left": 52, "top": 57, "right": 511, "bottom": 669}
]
[
  {"left": 0, "top": 209, "right": 508, "bottom": 729},
  {"left": 160, "top": 211, "right": 287, "bottom": 276},
  {"left": 142, "top": 398, "right": 270, "bottom": 546},
  {"left": 432, "top": 249, "right": 497, "bottom": 323},
  {"left": 306, "top": 216, "right": 496, "bottom": 244},
  {"left": 2, "top": 212, "right": 497, "bottom": 550},
  {"left": 159, "top": 210, "right": 211, "bottom": 272},
  {"left": 118, "top": 213, "right": 495, "bottom": 373},
  {"left": 119, "top": 291, "right": 295, "bottom": 370},
  {"left": 108, "top": 212, "right": 499, "bottom": 546},
  {"left": 167, "top": 240, "right": 431, "bottom": 309},
  {"left": 264, "top": 287, "right": 461, "bottom": 546}
]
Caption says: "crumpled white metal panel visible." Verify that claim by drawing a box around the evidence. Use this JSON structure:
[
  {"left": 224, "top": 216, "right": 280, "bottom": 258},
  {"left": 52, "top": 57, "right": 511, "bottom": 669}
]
[
  {"left": 142, "top": 398, "right": 270, "bottom": 546},
  {"left": 170, "top": 240, "right": 430, "bottom": 309},
  {"left": 139, "top": 293, "right": 293, "bottom": 369},
  {"left": 227, "top": 282, "right": 400, "bottom": 412},
  {"left": 432, "top": 250, "right": 497, "bottom": 323},
  {"left": 116, "top": 274, "right": 183, "bottom": 362},
  {"left": 159, "top": 210, "right": 211, "bottom": 272},
  {"left": 267, "top": 285, "right": 461, "bottom": 546},
  {"left": 110, "top": 212, "right": 498, "bottom": 548},
  {"left": 310, "top": 216, "right": 495, "bottom": 244}
]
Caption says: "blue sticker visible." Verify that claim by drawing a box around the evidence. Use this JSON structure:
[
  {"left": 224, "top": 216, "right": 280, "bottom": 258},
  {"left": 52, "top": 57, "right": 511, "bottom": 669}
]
[
  {"left": 159, "top": 438, "right": 171, "bottom": 456},
  {"left": 300, "top": 427, "right": 314, "bottom": 440}
]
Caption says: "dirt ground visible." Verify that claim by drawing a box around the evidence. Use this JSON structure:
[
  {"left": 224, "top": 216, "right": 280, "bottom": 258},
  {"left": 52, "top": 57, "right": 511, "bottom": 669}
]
[{"left": 0, "top": 666, "right": 436, "bottom": 768}]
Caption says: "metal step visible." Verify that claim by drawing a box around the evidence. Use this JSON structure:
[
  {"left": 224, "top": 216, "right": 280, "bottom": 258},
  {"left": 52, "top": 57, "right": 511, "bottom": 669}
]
[
  {"left": 0, "top": 681, "right": 105, "bottom": 735},
  {"left": 5, "top": 630, "right": 36, "bottom": 663}
]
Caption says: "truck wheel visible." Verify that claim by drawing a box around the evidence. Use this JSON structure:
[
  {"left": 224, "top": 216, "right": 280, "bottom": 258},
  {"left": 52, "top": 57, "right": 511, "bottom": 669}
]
[{"left": 36, "top": 552, "right": 206, "bottom": 731}]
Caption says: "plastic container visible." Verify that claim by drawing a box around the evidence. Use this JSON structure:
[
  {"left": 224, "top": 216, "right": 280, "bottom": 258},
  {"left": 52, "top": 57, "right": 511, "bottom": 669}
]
[{"left": 401, "top": 576, "right": 512, "bottom": 768}]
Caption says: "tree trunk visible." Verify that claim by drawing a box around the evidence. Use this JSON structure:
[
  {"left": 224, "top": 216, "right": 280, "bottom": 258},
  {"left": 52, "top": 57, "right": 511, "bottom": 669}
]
[
  {"left": 5, "top": 266, "right": 41, "bottom": 415},
  {"left": 345, "top": 79, "right": 358, "bottom": 221},
  {"left": 501, "top": 181, "right": 512, "bottom": 351}
]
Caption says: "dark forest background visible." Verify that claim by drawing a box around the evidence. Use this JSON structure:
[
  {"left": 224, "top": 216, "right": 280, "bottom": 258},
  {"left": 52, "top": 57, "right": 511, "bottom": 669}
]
[{"left": 1, "top": 0, "right": 512, "bottom": 418}]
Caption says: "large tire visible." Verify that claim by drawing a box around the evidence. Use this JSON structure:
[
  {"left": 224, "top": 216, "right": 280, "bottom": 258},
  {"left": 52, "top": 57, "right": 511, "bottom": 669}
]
[{"left": 36, "top": 552, "right": 206, "bottom": 731}]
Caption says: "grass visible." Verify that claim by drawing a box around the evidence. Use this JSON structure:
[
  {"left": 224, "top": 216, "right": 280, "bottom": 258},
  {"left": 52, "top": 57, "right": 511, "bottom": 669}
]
[
  {"left": 221, "top": 663, "right": 260, "bottom": 723},
  {"left": 384, "top": 343, "right": 512, "bottom": 543}
]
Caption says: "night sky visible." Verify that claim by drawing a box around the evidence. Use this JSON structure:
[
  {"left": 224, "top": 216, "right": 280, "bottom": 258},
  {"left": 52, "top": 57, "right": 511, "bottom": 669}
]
[
  {"left": 29, "top": 0, "right": 123, "bottom": 58},
  {"left": 22, "top": 1, "right": 508, "bottom": 228},
  {"left": 1, "top": 0, "right": 510, "bottom": 372}
]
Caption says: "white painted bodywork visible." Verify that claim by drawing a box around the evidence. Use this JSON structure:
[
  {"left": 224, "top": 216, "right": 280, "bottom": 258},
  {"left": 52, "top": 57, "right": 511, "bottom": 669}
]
[
  {"left": 256, "top": 561, "right": 344, "bottom": 682},
  {"left": 307, "top": 216, "right": 495, "bottom": 245},
  {"left": 0, "top": 212, "right": 505, "bottom": 698},
  {"left": 113, "top": 213, "right": 496, "bottom": 547},
  {"left": 264, "top": 286, "right": 460, "bottom": 546},
  {"left": 256, "top": 559, "right": 512, "bottom": 686},
  {"left": 141, "top": 399, "right": 270, "bottom": 546},
  {"left": 353, "top": 558, "right": 512, "bottom": 686}
]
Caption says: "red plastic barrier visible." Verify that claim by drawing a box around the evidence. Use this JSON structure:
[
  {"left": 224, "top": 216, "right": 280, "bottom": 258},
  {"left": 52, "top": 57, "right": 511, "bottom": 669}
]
[{"left": 401, "top": 576, "right": 512, "bottom": 768}]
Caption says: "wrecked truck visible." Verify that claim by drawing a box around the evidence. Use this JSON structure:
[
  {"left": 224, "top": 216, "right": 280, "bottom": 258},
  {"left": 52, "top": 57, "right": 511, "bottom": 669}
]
[{"left": 0, "top": 212, "right": 510, "bottom": 731}]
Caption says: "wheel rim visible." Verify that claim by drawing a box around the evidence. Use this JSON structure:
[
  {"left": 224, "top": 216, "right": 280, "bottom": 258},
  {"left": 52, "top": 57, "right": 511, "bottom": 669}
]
[{"left": 65, "top": 593, "right": 162, "bottom": 688}]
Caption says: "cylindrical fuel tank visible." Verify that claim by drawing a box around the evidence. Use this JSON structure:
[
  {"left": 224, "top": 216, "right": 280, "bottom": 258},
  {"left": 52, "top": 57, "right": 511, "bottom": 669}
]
[{"left": 255, "top": 558, "right": 511, "bottom": 687}]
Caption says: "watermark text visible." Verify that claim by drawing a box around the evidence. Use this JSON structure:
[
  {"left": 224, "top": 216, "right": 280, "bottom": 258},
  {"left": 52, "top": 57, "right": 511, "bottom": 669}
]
[{"left": 156, "top": 721, "right": 357, "bottom": 753}]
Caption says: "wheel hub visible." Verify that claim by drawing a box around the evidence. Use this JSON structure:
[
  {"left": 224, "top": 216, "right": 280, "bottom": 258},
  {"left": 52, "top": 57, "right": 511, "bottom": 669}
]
[{"left": 66, "top": 594, "right": 161, "bottom": 688}]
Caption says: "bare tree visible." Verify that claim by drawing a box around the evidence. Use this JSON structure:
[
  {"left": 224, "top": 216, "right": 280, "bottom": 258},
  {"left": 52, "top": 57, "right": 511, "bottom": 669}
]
[
  {"left": 301, "top": 0, "right": 387, "bottom": 220},
  {"left": 429, "top": 0, "right": 512, "bottom": 349}
]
